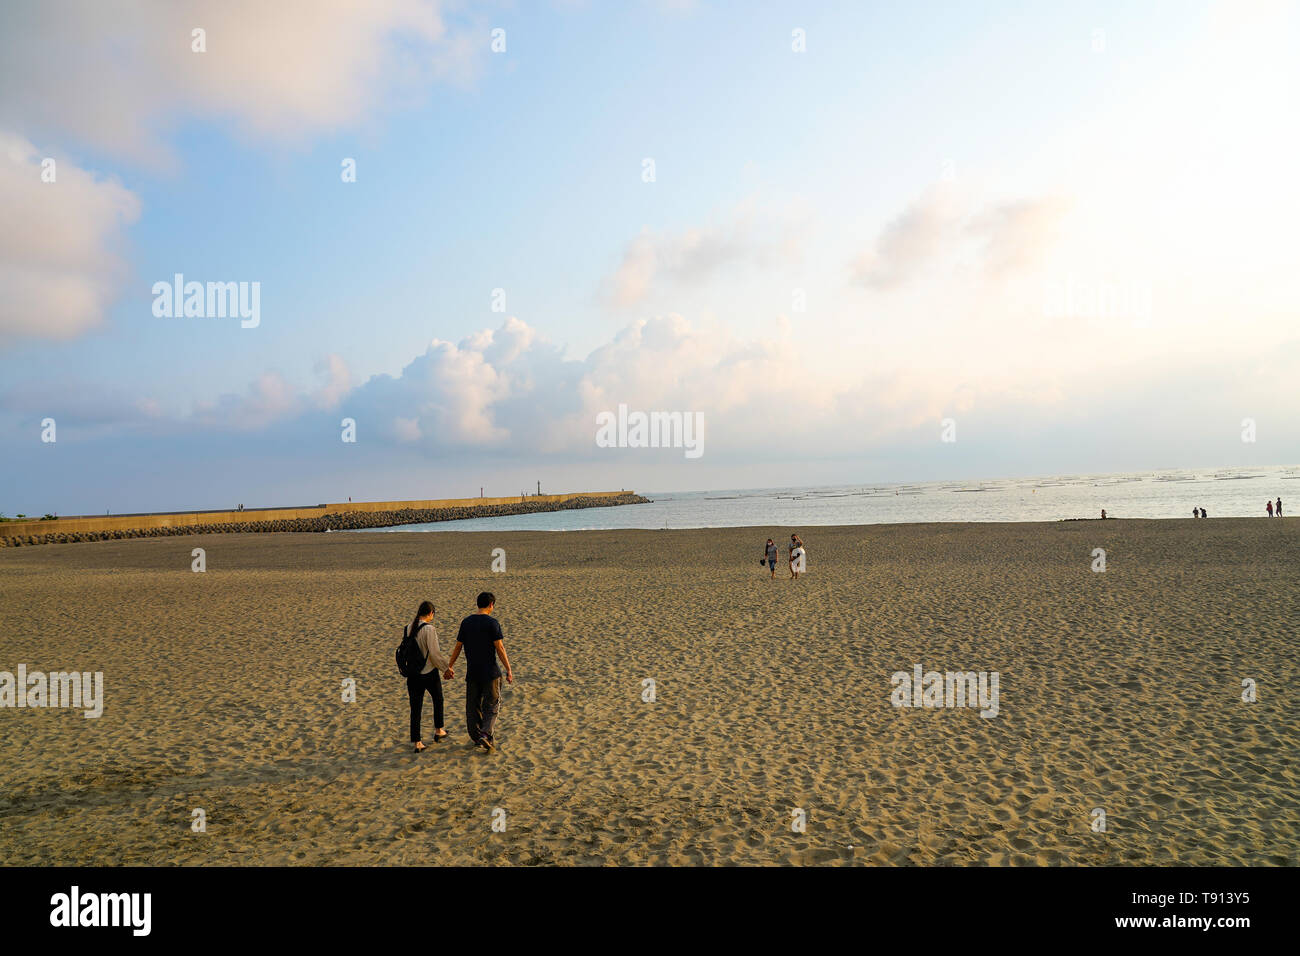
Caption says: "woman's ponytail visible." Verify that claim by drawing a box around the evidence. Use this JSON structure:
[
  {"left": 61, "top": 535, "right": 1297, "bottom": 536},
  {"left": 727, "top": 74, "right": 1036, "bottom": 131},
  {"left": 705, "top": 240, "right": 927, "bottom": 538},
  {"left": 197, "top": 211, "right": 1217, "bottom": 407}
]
[{"left": 410, "top": 600, "right": 435, "bottom": 639}]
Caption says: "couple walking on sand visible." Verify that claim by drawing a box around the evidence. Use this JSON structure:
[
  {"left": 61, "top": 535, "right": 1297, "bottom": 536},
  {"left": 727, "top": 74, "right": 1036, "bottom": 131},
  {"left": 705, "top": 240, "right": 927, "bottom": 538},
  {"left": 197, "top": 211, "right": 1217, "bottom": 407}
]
[
  {"left": 762, "top": 533, "right": 806, "bottom": 579},
  {"left": 402, "top": 591, "right": 514, "bottom": 754}
]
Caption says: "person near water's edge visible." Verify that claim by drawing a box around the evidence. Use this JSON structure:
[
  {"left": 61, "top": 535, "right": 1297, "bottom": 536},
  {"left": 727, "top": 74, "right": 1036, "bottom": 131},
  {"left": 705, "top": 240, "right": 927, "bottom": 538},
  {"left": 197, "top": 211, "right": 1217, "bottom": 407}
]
[
  {"left": 406, "top": 600, "right": 449, "bottom": 753},
  {"left": 764, "top": 538, "right": 778, "bottom": 579},
  {"left": 445, "top": 592, "right": 513, "bottom": 752}
]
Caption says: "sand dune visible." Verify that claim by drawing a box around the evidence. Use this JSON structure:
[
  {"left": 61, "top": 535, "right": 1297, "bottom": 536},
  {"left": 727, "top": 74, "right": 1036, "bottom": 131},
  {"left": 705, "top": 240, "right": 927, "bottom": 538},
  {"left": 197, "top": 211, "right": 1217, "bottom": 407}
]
[{"left": 0, "top": 520, "right": 1295, "bottom": 865}]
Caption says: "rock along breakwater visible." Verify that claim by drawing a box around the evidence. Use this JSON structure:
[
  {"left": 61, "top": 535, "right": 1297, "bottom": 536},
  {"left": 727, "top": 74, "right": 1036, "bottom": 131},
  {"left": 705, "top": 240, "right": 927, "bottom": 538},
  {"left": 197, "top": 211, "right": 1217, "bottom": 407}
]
[{"left": 0, "top": 492, "right": 650, "bottom": 547}]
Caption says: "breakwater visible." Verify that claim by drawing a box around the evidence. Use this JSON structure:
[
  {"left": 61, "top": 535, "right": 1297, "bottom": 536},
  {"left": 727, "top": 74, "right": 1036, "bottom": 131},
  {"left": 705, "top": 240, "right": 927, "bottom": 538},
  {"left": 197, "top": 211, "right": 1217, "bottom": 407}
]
[{"left": 0, "top": 492, "right": 650, "bottom": 547}]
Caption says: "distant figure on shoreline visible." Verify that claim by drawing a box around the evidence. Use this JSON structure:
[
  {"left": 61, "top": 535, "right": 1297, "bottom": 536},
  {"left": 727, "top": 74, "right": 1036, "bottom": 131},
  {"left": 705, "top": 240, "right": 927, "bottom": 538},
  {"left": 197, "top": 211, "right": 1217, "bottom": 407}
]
[
  {"left": 1192, "top": 507, "right": 1199, "bottom": 518},
  {"left": 444, "top": 591, "right": 513, "bottom": 752},
  {"left": 1201, "top": 507, "right": 1208, "bottom": 518},
  {"left": 1267, "top": 500, "right": 1274, "bottom": 517},
  {"left": 763, "top": 538, "right": 778, "bottom": 579},
  {"left": 1277, "top": 497, "right": 1283, "bottom": 517},
  {"left": 1100, "top": 509, "right": 1107, "bottom": 519}
]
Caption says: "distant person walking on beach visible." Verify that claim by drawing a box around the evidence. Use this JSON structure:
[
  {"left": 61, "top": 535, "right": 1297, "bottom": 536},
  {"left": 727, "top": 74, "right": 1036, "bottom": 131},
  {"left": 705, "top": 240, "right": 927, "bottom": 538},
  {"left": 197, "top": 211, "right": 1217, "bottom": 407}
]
[
  {"left": 1192, "top": 507, "right": 1199, "bottom": 518},
  {"left": 444, "top": 592, "right": 513, "bottom": 752},
  {"left": 788, "top": 533, "right": 806, "bottom": 580},
  {"left": 402, "top": 600, "right": 449, "bottom": 752},
  {"left": 1202, "top": 507, "right": 1208, "bottom": 518},
  {"left": 1267, "top": 500, "right": 1274, "bottom": 517},
  {"left": 763, "top": 538, "right": 778, "bottom": 578},
  {"left": 1277, "top": 497, "right": 1283, "bottom": 517}
]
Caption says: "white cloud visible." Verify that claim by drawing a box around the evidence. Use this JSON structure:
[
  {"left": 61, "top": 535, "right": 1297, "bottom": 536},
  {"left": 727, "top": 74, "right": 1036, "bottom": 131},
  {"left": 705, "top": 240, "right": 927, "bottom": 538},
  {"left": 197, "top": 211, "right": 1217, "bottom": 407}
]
[
  {"left": 603, "top": 203, "right": 808, "bottom": 308},
  {"left": 392, "top": 416, "right": 422, "bottom": 442},
  {"left": 192, "top": 371, "right": 301, "bottom": 431},
  {"left": 313, "top": 353, "right": 352, "bottom": 410},
  {"left": 190, "top": 353, "right": 351, "bottom": 430},
  {"left": 0, "top": 132, "right": 140, "bottom": 343},
  {"left": 332, "top": 313, "right": 973, "bottom": 459},
  {"left": 0, "top": 0, "right": 481, "bottom": 167},
  {"left": 965, "top": 196, "right": 1072, "bottom": 278},
  {"left": 851, "top": 187, "right": 964, "bottom": 290},
  {"left": 851, "top": 187, "right": 1069, "bottom": 289}
]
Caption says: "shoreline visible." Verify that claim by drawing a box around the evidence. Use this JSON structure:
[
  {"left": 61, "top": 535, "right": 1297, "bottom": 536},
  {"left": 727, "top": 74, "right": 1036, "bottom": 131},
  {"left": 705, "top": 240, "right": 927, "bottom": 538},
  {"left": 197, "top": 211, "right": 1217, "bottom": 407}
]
[{"left": 348, "top": 513, "right": 1294, "bottom": 535}]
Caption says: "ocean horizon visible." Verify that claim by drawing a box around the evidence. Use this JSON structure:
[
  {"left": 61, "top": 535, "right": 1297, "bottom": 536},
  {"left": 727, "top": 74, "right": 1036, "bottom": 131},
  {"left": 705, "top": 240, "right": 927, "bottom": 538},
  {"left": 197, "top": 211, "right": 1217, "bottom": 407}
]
[{"left": 355, "top": 463, "right": 1300, "bottom": 534}]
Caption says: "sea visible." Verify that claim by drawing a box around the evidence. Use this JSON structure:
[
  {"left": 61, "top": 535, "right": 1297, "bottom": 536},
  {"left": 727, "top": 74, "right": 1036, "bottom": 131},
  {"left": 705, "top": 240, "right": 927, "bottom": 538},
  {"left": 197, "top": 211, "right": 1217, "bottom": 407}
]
[{"left": 356, "top": 464, "right": 1300, "bottom": 534}]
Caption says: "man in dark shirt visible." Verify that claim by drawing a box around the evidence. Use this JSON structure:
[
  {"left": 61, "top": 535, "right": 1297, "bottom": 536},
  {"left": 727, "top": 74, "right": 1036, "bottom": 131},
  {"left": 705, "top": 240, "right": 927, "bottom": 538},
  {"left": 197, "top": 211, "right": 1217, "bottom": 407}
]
[{"left": 445, "top": 591, "right": 513, "bottom": 751}]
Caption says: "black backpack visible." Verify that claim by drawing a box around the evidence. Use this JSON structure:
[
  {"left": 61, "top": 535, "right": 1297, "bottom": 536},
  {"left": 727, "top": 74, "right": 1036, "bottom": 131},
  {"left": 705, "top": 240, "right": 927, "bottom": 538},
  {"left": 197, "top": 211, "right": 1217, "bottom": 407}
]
[{"left": 396, "top": 622, "right": 427, "bottom": 677}]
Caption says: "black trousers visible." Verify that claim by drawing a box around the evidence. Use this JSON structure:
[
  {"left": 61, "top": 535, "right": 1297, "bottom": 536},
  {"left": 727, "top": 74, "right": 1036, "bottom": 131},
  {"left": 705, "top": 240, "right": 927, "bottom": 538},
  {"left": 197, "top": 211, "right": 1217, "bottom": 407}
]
[
  {"left": 465, "top": 677, "right": 501, "bottom": 744},
  {"left": 407, "top": 670, "right": 444, "bottom": 741}
]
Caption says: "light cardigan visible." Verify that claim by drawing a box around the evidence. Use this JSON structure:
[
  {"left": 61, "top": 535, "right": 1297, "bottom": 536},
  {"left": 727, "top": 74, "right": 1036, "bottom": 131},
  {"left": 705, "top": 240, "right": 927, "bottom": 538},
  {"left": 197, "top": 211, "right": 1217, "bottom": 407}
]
[{"left": 411, "top": 621, "right": 449, "bottom": 675}]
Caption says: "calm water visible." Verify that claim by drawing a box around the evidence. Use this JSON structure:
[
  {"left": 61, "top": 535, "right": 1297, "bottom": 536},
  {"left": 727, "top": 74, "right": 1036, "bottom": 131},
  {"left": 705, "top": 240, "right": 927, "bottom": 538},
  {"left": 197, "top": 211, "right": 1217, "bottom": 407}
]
[{"left": 356, "top": 465, "right": 1300, "bottom": 533}]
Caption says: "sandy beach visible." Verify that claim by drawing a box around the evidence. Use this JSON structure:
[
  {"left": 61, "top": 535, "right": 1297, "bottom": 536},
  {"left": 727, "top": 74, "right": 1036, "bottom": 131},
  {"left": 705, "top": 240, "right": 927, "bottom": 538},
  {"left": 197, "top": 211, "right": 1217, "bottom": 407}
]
[{"left": 0, "top": 520, "right": 1295, "bottom": 866}]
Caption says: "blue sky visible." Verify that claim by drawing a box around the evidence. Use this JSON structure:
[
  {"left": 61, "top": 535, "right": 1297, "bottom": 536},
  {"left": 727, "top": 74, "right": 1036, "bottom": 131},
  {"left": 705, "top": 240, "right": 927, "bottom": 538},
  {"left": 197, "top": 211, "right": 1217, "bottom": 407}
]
[{"left": 2, "top": 0, "right": 1297, "bottom": 514}]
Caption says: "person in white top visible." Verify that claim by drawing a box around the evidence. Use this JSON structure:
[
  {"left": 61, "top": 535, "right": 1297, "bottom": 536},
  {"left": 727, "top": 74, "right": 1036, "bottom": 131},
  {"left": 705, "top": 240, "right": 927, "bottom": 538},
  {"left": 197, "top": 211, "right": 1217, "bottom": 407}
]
[{"left": 789, "top": 534, "right": 806, "bottom": 580}]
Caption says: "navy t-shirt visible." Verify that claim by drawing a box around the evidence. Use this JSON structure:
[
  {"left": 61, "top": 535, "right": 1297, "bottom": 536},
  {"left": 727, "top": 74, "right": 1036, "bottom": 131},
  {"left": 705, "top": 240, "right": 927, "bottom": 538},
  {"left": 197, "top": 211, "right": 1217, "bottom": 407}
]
[{"left": 457, "top": 614, "right": 504, "bottom": 682}]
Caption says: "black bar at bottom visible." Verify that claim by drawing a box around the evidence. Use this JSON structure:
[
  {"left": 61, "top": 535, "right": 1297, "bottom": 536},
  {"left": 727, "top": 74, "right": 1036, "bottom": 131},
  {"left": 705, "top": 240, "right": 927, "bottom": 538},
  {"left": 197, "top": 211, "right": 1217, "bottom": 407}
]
[{"left": 0, "top": 865, "right": 1279, "bottom": 943}]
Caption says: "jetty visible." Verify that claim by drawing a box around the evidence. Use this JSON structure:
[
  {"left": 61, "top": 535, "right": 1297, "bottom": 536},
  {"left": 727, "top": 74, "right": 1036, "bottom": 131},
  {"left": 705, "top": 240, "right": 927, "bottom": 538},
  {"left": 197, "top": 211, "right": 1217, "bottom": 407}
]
[{"left": 0, "top": 491, "right": 649, "bottom": 547}]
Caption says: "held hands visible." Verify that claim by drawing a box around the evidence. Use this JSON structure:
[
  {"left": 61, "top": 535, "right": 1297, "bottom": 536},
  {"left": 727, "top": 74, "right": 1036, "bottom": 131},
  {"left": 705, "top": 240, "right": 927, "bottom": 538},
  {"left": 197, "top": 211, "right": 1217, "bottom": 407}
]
[{"left": 440, "top": 666, "right": 511, "bottom": 682}]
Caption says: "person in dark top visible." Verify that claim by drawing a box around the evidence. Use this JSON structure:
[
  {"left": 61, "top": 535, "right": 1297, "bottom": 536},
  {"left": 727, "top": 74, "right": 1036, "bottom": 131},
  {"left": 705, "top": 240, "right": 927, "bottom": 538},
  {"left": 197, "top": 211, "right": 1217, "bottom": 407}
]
[
  {"left": 1192, "top": 507, "right": 1198, "bottom": 518},
  {"left": 1201, "top": 507, "right": 1208, "bottom": 518},
  {"left": 1277, "top": 497, "right": 1283, "bottom": 517},
  {"left": 444, "top": 591, "right": 513, "bottom": 752},
  {"left": 1267, "top": 500, "right": 1274, "bottom": 517},
  {"left": 764, "top": 538, "right": 778, "bottom": 579}
]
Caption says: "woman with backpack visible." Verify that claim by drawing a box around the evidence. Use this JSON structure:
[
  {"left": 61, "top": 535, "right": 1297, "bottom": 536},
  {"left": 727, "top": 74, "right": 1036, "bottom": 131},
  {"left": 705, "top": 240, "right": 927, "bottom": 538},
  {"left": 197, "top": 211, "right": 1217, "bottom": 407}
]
[{"left": 403, "top": 600, "right": 450, "bottom": 752}]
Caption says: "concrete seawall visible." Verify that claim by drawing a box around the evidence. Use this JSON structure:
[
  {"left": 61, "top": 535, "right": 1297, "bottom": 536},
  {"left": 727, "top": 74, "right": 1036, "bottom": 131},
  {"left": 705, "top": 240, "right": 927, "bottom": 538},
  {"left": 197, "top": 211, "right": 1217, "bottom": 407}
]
[{"left": 0, "top": 491, "right": 650, "bottom": 547}]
